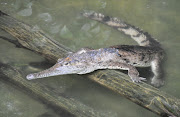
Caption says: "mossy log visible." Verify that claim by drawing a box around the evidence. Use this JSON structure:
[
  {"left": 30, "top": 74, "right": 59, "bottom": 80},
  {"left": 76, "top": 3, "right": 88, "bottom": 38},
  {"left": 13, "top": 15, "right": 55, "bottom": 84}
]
[{"left": 0, "top": 11, "right": 180, "bottom": 117}]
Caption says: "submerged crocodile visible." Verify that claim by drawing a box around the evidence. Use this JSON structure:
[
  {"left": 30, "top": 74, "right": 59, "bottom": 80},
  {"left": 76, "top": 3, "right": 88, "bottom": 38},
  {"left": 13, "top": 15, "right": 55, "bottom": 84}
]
[{"left": 26, "top": 12, "right": 164, "bottom": 87}]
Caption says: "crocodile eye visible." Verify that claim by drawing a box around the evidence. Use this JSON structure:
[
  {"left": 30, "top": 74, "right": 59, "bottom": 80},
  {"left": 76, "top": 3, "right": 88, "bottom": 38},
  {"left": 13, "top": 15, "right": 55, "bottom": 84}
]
[{"left": 64, "top": 62, "right": 69, "bottom": 65}]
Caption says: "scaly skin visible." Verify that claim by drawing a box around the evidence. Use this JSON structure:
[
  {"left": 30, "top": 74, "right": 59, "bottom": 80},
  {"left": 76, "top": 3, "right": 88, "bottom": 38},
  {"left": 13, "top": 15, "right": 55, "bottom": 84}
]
[{"left": 27, "top": 12, "right": 164, "bottom": 87}]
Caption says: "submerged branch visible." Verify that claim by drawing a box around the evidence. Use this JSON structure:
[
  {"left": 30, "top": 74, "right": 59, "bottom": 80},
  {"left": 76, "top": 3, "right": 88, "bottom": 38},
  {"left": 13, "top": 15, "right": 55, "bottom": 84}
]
[
  {"left": 0, "top": 62, "right": 105, "bottom": 117},
  {"left": 0, "top": 10, "right": 180, "bottom": 117},
  {"left": 0, "top": 36, "right": 23, "bottom": 48}
]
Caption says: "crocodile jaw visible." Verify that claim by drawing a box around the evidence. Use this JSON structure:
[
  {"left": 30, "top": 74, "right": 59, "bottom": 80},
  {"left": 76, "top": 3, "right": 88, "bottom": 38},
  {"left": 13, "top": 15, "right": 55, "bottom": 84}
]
[{"left": 26, "top": 63, "right": 86, "bottom": 80}]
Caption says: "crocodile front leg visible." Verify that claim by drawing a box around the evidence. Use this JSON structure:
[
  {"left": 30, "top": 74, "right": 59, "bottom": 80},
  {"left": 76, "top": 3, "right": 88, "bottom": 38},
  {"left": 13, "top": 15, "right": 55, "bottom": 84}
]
[{"left": 99, "top": 61, "right": 146, "bottom": 82}]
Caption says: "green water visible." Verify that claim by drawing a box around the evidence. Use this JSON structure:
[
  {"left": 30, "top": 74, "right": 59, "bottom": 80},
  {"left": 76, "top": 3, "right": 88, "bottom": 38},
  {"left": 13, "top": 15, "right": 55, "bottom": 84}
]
[{"left": 0, "top": 0, "right": 180, "bottom": 117}]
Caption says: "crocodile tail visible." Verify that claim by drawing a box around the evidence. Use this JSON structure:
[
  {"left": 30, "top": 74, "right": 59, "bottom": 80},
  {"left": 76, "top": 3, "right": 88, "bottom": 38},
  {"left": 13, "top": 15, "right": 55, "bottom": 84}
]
[{"left": 82, "top": 11, "right": 160, "bottom": 47}]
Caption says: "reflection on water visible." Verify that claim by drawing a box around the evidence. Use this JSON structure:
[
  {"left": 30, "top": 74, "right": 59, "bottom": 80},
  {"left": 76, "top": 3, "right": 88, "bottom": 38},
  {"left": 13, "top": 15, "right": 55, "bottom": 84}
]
[{"left": 0, "top": 0, "right": 180, "bottom": 117}]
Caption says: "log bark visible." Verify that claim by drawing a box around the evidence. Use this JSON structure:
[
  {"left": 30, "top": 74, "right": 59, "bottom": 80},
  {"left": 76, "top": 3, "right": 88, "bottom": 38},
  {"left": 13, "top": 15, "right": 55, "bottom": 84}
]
[{"left": 0, "top": 10, "right": 180, "bottom": 117}]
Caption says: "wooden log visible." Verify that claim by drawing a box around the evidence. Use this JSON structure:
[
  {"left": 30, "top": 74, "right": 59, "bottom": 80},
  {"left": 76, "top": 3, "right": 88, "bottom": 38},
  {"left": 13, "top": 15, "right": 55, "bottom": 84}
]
[
  {"left": 0, "top": 63, "right": 105, "bottom": 117},
  {"left": 0, "top": 10, "right": 180, "bottom": 117}
]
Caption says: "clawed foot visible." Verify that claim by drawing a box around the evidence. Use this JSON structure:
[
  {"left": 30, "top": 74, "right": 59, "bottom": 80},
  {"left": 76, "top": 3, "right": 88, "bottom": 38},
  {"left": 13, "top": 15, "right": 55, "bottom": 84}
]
[
  {"left": 131, "top": 76, "right": 146, "bottom": 83},
  {"left": 151, "top": 78, "right": 164, "bottom": 87}
]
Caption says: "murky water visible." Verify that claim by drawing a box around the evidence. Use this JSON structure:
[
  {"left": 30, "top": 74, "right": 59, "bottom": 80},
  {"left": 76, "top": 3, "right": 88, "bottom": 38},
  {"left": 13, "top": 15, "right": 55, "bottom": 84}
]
[{"left": 0, "top": 0, "right": 180, "bottom": 117}]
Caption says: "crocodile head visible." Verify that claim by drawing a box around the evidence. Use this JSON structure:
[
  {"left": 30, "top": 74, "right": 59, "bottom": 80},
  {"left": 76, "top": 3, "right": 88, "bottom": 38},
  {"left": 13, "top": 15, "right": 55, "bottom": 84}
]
[{"left": 26, "top": 51, "right": 93, "bottom": 80}]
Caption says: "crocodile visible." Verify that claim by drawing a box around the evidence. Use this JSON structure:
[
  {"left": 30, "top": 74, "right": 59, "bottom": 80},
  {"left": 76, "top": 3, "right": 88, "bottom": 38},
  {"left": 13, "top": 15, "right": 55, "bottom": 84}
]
[{"left": 26, "top": 12, "right": 164, "bottom": 87}]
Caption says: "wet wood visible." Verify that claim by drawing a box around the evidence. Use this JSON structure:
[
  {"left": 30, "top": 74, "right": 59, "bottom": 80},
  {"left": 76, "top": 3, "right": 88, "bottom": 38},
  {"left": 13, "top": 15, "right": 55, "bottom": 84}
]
[
  {"left": 0, "top": 63, "right": 104, "bottom": 117},
  {"left": 0, "top": 10, "right": 180, "bottom": 117}
]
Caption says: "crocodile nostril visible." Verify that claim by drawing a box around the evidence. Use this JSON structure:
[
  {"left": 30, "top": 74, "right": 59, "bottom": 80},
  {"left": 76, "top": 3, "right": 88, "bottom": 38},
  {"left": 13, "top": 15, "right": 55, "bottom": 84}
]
[{"left": 26, "top": 74, "right": 35, "bottom": 80}]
